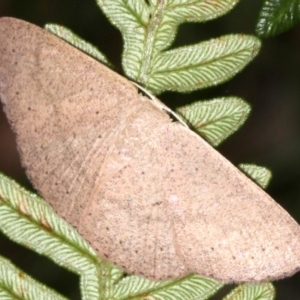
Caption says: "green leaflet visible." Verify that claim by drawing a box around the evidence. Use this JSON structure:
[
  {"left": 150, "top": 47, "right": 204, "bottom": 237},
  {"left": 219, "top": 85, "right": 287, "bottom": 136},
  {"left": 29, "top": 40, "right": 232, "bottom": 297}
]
[
  {"left": 0, "top": 172, "right": 113, "bottom": 300},
  {"left": 223, "top": 282, "right": 275, "bottom": 300},
  {"left": 148, "top": 35, "right": 260, "bottom": 93},
  {"left": 239, "top": 164, "right": 272, "bottom": 189},
  {"left": 95, "top": 0, "right": 259, "bottom": 94},
  {"left": 256, "top": 0, "right": 300, "bottom": 37},
  {"left": 177, "top": 97, "right": 250, "bottom": 146},
  {"left": 112, "top": 274, "right": 223, "bottom": 300},
  {"left": 45, "top": 24, "right": 111, "bottom": 65},
  {"left": 0, "top": 255, "right": 67, "bottom": 300},
  {"left": 95, "top": 0, "right": 150, "bottom": 83}
]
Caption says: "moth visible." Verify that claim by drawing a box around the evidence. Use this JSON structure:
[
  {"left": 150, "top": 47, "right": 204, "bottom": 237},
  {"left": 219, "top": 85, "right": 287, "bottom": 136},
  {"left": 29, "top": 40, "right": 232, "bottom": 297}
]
[{"left": 1, "top": 17, "right": 300, "bottom": 282}]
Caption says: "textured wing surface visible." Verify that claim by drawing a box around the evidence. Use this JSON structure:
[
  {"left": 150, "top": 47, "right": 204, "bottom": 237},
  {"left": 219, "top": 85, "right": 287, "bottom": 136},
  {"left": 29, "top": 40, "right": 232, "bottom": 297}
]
[
  {"left": 82, "top": 101, "right": 189, "bottom": 279},
  {"left": 157, "top": 124, "right": 300, "bottom": 281}
]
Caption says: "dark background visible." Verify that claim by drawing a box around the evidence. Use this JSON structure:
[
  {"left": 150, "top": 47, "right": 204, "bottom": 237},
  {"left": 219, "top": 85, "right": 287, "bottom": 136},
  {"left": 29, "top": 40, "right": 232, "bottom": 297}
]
[{"left": 0, "top": 0, "right": 300, "bottom": 299}]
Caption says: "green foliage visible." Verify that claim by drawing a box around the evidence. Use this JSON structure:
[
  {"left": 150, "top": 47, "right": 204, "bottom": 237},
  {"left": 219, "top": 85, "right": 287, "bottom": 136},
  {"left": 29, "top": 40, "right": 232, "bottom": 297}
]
[
  {"left": 0, "top": 0, "right": 276, "bottom": 299},
  {"left": 256, "top": 0, "right": 300, "bottom": 37},
  {"left": 45, "top": 24, "right": 111, "bottom": 66},
  {"left": 223, "top": 283, "right": 275, "bottom": 300},
  {"left": 0, "top": 254, "right": 67, "bottom": 300},
  {"left": 96, "top": 0, "right": 260, "bottom": 94},
  {"left": 177, "top": 97, "right": 250, "bottom": 146},
  {"left": 239, "top": 164, "right": 272, "bottom": 189},
  {"left": 0, "top": 173, "right": 109, "bottom": 299},
  {"left": 111, "top": 273, "right": 223, "bottom": 300}
]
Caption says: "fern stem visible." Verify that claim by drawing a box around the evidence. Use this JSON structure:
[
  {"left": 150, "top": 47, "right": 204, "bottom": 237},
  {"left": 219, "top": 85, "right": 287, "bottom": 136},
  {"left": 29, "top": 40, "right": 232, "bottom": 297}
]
[{"left": 138, "top": 0, "right": 165, "bottom": 85}]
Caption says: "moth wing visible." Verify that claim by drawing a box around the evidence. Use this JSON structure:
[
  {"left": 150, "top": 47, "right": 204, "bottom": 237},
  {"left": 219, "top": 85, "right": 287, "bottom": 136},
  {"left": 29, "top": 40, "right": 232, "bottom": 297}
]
[
  {"left": 1, "top": 17, "right": 300, "bottom": 283},
  {"left": 158, "top": 123, "right": 300, "bottom": 282}
]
